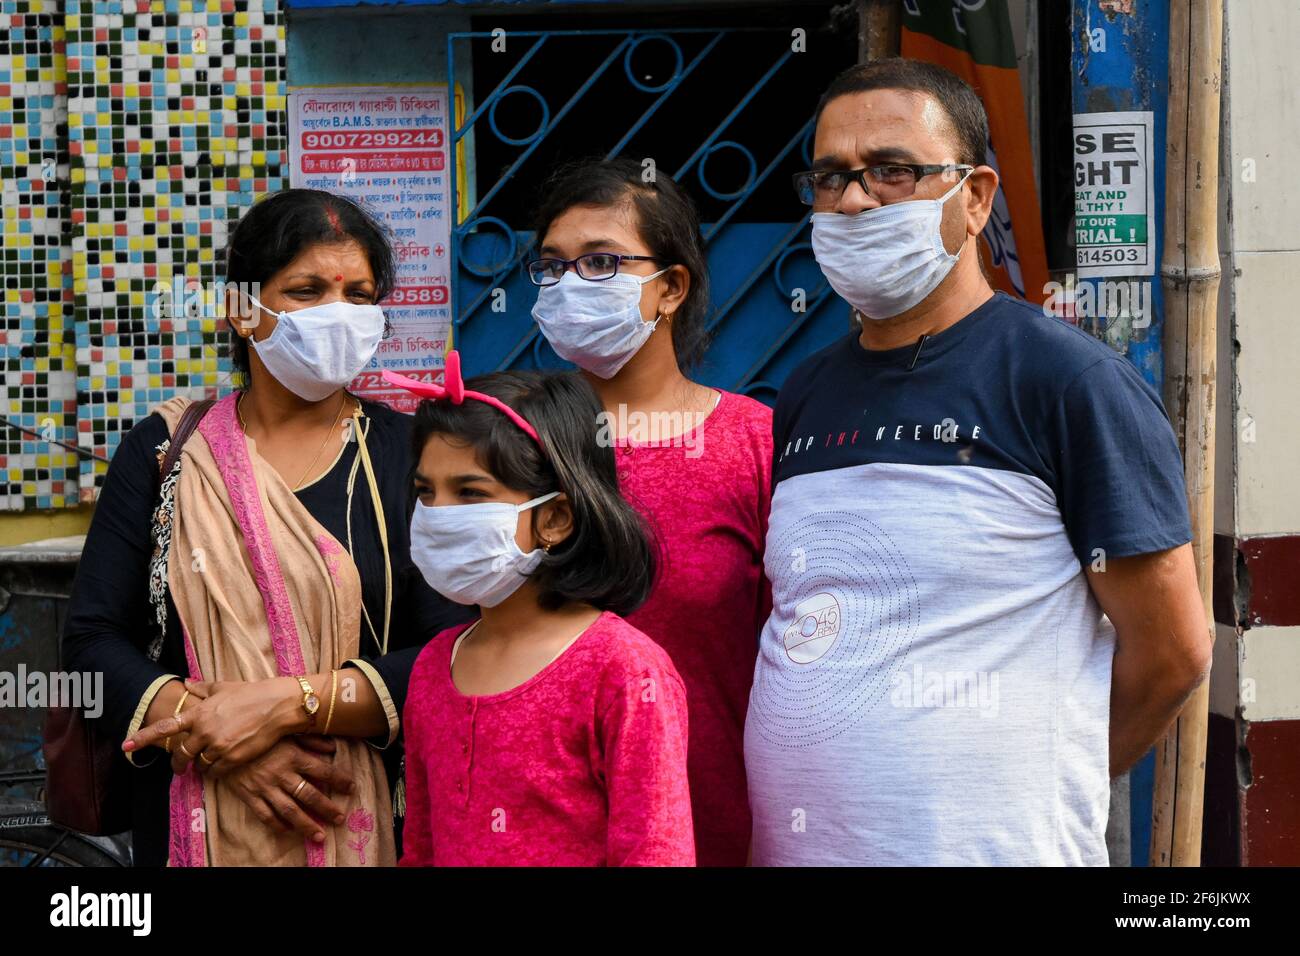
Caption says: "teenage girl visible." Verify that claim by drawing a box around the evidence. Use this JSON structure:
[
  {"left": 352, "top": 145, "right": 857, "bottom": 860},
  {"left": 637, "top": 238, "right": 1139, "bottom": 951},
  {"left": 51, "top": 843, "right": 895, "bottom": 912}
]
[{"left": 528, "top": 158, "right": 773, "bottom": 865}]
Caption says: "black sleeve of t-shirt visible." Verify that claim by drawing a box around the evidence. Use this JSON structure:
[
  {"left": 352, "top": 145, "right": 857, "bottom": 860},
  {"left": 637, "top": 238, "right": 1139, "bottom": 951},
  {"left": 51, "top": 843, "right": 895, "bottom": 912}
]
[
  {"left": 61, "top": 414, "right": 173, "bottom": 743},
  {"left": 770, "top": 387, "right": 785, "bottom": 485},
  {"left": 1051, "top": 356, "right": 1193, "bottom": 566},
  {"left": 770, "top": 339, "right": 822, "bottom": 461}
]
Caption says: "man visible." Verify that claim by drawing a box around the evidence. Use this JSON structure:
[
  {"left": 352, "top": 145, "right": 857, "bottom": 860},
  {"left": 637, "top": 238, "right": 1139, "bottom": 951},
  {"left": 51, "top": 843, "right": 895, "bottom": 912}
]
[{"left": 745, "top": 58, "right": 1211, "bottom": 865}]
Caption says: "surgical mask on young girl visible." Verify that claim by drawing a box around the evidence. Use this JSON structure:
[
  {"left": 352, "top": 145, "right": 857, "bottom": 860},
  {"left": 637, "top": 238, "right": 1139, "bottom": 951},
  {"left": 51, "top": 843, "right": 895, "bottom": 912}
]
[
  {"left": 409, "top": 491, "right": 561, "bottom": 607},
  {"left": 811, "top": 168, "right": 973, "bottom": 321},
  {"left": 531, "top": 269, "right": 668, "bottom": 379},
  {"left": 244, "top": 294, "right": 386, "bottom": 402}
]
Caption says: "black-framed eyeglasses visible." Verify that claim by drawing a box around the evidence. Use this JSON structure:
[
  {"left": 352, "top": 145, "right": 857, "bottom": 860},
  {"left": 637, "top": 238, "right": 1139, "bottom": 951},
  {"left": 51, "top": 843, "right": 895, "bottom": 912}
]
[
  {"left": 526, "top": 252, "right": 663, "bottom": 287},
  {"left": 792, "top": 163, "right": 973, "bottom": 207}
]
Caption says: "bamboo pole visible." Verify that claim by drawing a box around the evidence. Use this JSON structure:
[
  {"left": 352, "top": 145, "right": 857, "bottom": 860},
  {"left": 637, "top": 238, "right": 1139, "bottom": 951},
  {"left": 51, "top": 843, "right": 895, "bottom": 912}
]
[
  {"left": 857, "top": 0, "right": 901, "bottom": 62},
  {"left": 1152, "top": 0, "right": 1223, "bottom": 868},
  {"left": 845, "top": 0, "right": 902, "bottom": 332}
]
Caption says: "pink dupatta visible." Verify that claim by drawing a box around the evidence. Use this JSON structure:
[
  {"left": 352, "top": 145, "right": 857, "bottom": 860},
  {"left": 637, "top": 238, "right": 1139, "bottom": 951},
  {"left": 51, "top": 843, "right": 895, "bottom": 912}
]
[{"left": 157, "top": 394, "right": 394, "bottom": 867}]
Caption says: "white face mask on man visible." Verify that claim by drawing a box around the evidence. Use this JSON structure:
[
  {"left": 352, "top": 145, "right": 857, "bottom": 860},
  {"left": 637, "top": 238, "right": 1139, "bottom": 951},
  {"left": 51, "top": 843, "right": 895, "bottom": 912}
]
[
  {"left": 531, "top": 269, "right": 668, "bottom": 379},
  {"left": 243, "top": 293, "right": 386, "bottom": 401},
  {"left": 811, "top": 167, "right": 973, "bottom": 321},
  {"left": 409, "top": 491, "right": 561, "bottom": 607}
]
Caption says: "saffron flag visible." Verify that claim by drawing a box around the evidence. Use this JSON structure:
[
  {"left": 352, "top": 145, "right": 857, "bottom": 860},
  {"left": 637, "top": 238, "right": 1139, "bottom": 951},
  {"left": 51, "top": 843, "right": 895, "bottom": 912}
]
[{"left": 901, "top": 0, "right": 1048, "bottom": 302}]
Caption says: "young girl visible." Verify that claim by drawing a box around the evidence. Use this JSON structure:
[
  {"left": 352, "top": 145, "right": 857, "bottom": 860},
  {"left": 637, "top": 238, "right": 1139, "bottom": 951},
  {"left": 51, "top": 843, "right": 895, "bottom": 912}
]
[{"left": 386, "top": 354, "right": 695, "bottom": 866}]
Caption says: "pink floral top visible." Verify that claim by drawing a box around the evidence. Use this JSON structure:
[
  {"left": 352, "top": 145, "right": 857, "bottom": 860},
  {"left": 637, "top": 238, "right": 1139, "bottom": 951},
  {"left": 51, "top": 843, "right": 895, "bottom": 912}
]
[{"left": 398, "top": 611, "right": 695, "bottom": 866}]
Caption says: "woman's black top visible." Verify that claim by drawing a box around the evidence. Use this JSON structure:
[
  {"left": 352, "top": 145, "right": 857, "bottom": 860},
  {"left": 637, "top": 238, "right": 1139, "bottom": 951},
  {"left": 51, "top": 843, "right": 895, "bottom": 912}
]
[{"left": 61, "top": 398, "right": 473, "bottom": 866}]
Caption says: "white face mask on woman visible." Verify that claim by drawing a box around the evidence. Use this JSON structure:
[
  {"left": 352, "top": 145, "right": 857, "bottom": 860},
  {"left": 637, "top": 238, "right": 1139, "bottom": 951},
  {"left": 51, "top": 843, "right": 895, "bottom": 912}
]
[
  {"left": 810, "top": 168, "right": 973, "bottom": 321},
  {"left": 531, "top": 269, "right": 667, "bottom": 379},
  {"left": 409, "top": 491, "right": 561, "bottom": 607},
  {"left": 245, "top": 294, "right": 386, "bottom": 401}
]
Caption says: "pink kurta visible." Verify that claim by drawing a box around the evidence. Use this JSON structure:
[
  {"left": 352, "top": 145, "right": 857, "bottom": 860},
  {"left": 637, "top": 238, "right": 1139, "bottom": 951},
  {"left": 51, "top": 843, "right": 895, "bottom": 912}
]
[
  {"left": 617, "top": 389, "right": 774, "bottom": 866},
  {"left": 399, "top": 611, "right": 695, "bottom": 866}
]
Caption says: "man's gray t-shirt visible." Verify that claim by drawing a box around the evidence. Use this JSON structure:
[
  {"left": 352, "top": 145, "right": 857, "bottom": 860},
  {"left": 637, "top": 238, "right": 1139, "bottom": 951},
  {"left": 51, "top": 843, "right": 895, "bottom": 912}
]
[{"left": 745, "top": 293, "right": 1192, "bottom": 866}]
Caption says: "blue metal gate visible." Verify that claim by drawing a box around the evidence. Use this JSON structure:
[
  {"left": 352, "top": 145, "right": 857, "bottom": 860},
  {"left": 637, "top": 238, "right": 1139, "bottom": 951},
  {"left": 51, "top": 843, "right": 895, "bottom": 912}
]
[{"left": 445, "top": 26, "right": 853, "bottom": 404}]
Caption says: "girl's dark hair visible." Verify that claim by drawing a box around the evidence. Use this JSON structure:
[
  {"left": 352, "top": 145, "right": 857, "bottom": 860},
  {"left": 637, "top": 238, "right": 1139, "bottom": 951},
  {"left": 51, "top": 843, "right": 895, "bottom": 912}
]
[
  {"left": 530, "top": 157, "right": 712, "bottom": 370},
  {"left": 411, "top": 370, "right": 656, "bottom": 616},
  {"left": 223, "top": 188, "right": 396, "bottom": 387}
]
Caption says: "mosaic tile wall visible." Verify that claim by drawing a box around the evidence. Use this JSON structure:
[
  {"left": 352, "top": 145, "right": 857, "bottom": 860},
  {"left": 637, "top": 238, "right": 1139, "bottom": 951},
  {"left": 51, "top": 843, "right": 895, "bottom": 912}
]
[
  {"left": 66, "top": 0, "right": 287, "bottom": 501},
  {"left": 1, "top": 1, "right": 79, "bottom": 510},
  {"left": 1, "top": 0, "right": 287, "bottom": 510}
]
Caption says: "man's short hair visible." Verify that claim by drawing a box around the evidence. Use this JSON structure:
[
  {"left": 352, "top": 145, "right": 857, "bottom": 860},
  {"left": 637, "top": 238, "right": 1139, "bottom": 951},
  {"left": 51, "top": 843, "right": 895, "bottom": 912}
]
[{"left": 814, "top": 57, "right": 989, "bottom": 168}]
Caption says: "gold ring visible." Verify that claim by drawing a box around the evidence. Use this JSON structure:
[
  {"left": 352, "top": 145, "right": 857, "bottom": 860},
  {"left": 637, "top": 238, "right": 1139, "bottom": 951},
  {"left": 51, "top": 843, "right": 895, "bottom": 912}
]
[
  {"left": 293, "top": 779, "right": 307, "bottom": 798},
  {"left": 199, "top": 751, "right": 214, "bottom": 765},
  {"left": 179, "top": 740, "right": 194, "bottom": 758}
]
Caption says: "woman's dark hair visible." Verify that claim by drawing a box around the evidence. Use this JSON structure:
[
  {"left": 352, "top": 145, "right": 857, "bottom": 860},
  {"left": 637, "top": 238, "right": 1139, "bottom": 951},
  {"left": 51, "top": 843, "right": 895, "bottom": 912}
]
[
  {"left": 530, "top": 157, "right": 712, "bottom": 370},
  {"left": 222, "top": 188, "right": 396, "bottom": 387},
  {"left": 411, "top": 370, "right": 656, "bottom": 616}
]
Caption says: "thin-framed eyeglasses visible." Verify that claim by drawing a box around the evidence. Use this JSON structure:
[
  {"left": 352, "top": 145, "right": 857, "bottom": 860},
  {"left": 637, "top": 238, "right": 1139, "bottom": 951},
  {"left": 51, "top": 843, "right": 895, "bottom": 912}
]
[
  {"left": 526, "top": 252, "right": 664, "bottom": 287},
  {"left": 792, "top": 163, "right": 974, "bottom": 207}
]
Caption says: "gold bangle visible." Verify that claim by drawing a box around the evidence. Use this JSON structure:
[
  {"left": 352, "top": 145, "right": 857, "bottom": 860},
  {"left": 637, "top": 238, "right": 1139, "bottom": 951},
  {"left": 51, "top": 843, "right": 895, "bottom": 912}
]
[{"left": 322, "top": 669, "right": 339, "bottom": 735}]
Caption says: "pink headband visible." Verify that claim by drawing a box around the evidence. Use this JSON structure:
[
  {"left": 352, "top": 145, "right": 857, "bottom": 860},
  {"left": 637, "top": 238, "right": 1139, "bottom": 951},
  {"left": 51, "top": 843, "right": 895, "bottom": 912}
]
[{"left": 382, "top": 351, "right": 544, "bottom": 448}]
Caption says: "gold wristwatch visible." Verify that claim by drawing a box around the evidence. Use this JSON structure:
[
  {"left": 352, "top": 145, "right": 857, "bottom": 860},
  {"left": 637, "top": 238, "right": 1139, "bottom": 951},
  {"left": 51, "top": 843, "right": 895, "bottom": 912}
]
[{"left": 295, "top": 676, "right": 321, "bottom": 728}]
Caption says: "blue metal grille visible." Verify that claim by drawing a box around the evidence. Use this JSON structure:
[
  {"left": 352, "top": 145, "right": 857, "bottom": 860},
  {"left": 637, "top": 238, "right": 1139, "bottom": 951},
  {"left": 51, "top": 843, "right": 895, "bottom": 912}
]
[{"left": 447, "top": 26, "right": 854, "bottom": 404}]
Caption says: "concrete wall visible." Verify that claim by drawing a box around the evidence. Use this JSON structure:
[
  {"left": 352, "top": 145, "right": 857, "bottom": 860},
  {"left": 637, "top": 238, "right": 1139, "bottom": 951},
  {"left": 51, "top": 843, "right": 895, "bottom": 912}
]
[
  {"left": 287, "top": 5, "right": 464, "bottom": 86},
  {"left": 1206, "top": 0, "right": 1300, "bottom": 867}
]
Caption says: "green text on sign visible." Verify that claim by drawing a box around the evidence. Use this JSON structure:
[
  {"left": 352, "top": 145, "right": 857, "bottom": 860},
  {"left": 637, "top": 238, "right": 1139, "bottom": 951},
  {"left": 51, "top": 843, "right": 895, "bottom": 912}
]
[{"left": 1076, "top": 214, "right": 1147, "bottom": 246}]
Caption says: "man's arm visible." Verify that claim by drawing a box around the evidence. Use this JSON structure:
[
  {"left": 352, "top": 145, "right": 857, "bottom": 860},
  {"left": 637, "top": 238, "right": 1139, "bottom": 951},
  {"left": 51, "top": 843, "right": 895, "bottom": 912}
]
[{"left": 1085, "top": 542, "right": 1212, "bottom": 777}]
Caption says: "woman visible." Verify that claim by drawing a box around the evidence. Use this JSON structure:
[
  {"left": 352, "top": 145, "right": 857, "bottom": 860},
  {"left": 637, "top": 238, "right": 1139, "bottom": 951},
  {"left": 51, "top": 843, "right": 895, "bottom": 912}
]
[
  {"left": 527, "top": 158, "right": 773, "bottom": 866},
  {"left": 63, "top": 188, "right": 472, "bottom": 865}
]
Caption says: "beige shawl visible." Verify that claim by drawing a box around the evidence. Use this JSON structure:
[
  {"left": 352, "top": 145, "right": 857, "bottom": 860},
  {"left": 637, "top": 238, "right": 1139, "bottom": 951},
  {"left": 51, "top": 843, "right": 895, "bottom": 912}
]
[{"left": 156, "top": 393, "right": 394, "bottom": 866}]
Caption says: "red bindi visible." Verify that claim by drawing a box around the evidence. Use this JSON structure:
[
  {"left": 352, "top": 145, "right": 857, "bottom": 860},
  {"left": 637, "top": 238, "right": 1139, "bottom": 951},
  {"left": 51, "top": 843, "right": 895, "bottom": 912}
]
[{"left": 334, "top": 274, "right": 343, "bottom": 281}]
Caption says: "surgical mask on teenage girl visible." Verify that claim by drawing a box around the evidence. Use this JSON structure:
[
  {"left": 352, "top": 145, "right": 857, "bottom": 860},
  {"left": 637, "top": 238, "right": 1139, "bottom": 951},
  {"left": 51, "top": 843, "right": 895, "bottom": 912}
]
[
  {"left": 531, "top": 269, "right": 668, "bottom": 378},
  {"left": 244, "top": 294, "right": 386, "bottom": 402},
  {"left": 409, "top": 491, "right": 561, "bottom": 607},
  {"left": 810, "top": 168, "right": 973, "bottom": 321}
]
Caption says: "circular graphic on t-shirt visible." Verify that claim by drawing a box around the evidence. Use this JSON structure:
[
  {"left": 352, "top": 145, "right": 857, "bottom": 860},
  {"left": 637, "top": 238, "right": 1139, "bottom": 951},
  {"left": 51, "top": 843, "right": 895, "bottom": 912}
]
[
  {"left": 750, "top": 509, "right": 919, "bottom": 748},
  {"left": 783, "top": 592, "right": 840, "bottom": 664}
]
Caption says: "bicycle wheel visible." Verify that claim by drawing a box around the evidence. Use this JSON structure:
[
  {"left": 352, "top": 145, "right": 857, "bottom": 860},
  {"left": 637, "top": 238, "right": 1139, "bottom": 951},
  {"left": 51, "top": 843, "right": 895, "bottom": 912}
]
[{"left": 0, "top": 827, "right": 126, "bottom": 867}]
